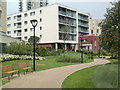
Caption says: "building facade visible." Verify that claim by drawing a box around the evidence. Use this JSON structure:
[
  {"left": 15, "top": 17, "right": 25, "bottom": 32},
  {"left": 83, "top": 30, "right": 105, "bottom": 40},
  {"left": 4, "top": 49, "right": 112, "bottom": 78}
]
[
  {"left": 19, "top": 0, "right": 48, "bottom": 12},
  {"left": 0, "top": 0, "right": 7, "bottom": 33},
  {"left": 78, "top": 35, "right": 100, "bottom": 52},
  {"left": 7, "top": 4, "right": 90, "bottom": 50},
  {"left": 90, "top": 19, "right": 102, "bottom": 36}
]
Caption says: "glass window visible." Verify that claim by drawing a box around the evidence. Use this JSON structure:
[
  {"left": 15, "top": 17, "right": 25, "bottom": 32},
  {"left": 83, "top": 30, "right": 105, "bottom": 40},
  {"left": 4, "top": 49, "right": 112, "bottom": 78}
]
[
  {"left": 30, "top": 12, "right": 35, "bottom": 16},
  {"left": 40, "top": 18, "right": 42, "bottom": 22},
  {"left": 40, "top": 27, "right": 42, "bottom": 30},
  {"left": 40, "top": 10, "right": 42, "bottom": 14},
  {"left": 7, "top": 31, "right": 11, "bottom": 34},
  {"left": 24, "top": 13, "right": 28, "bottom": 17},
  {"left": 7, "top": 17, "right": 11, "bottom": 21},
  {"left": 24, "top": 21, "right": 28, "bottom": 25},
  {"left": 24, "top": 36, "right": 28, "bottom": 40},
  {"left": 24, "top": 29, "right": 28, "bottom": 32}
]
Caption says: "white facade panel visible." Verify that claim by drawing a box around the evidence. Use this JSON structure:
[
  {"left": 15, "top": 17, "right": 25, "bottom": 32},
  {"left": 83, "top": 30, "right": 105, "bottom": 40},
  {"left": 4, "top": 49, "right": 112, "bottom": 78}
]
[{"left": 7, "top": 4, "right": 90, "bottom": 45}]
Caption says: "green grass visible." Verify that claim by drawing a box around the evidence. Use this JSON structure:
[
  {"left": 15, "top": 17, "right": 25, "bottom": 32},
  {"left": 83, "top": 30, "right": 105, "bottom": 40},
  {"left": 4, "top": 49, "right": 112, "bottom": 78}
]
[
  {"left": 2, "top": 56, "right": 80, "bottom": 85},
  {"left": 107, "top": 58, "right": 118, "bottom": 64},
  {"left": 62, "top": 64, "right": 118, "bottom": 88},
  {"left": 2, "top": 53, "right": 94, "bottom": 86},
  {"left": 56, "top": 52, "right": 91, "bottom": 63},
  {"left": 2, "top": 56, "right": 79, "bottom": 72}
]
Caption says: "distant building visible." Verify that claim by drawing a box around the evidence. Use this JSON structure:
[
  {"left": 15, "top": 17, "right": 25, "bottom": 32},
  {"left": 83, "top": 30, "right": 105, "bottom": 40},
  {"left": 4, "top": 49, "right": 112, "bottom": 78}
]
[
  {"left": 7, "top": 4, "right": 90, "bottom": 51},
  {"left": 0, "top": 0, "right": 7, "bottom": 33},
  {"left": 19, "top": 0, "right": 48, "bottom": 12},
  {"left": 0, "top": 0, "right": 21, "bottom": 53},
  {"left": 90, "top": 19, "right": 102, "bottom": 36},
  {"left": 78, "top": 35, "right": 100, "bottom": 52}
]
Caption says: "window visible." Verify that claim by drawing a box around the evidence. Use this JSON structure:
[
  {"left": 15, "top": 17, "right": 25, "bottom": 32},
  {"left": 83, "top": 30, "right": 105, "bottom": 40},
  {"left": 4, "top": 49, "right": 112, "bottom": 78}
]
[
  {"left": 24, "top": 21, "right": 28, "bottom": 25},
  {"left": 24, "top": 29, "right": 28, "bottom": 32},
  {"left": 40, "top": 35, "right": 42, "bottom": 38},
  {"left": 91, "top": 30, "right": 93, "bottom": 34},
  {"left": 40, "top": 18, "right": 42, "bottom": 22},
  {"left": 30, "top": 28, "right": 33, "bottom": 31},
  {"left": 7, "top": 24, "right": 11, "bottom": 27},
  {"left": 14, "top": 30, "right": 16, "bottom": 33},
  {"left": 24, "top": 13, "right": 28, "bottom": 17},
  {"left": 14, "top": 16, "right": 17, "bottom": 19},
  {"left": 14, "top": 23, "right": 17, "bottom": 26},
  {"left": 7, "top": 31, "right": 11, "bottom": 34},
  {"left": 24, "top": 36, "right": 28, "bottom": 40},
  {"left": 40, "top": 27, "right": 42, "bottom": 30},
  {"left": 40, "top": 10, "right": 42, "bottom": 14},
  {"left": 7, "top": 17, "right": 11, "bottom": 21},
  {"left": 30, "top": 12, "right": 35, "bottom": 16},
  {"left": 97, "top": 29, "right": 99, "bottom": 33}
]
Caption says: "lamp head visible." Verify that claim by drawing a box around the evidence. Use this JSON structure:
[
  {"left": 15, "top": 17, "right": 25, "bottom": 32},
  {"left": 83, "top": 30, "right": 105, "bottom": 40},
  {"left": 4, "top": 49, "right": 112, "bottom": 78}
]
[{"left": 30, "top": 19, "right": 38, "bottom": 27}]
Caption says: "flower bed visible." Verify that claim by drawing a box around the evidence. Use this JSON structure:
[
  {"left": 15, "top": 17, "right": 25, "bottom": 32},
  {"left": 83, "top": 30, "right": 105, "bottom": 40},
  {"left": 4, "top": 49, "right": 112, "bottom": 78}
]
[{"left": 1, "top": 54, "right": 46, "bottom": 62}]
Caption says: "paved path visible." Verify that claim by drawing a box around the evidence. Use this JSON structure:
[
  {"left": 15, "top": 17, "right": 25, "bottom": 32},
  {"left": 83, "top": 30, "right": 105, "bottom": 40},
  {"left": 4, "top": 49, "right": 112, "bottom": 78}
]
[{"left": 3, "top": 58, "right": 110, "bottom": 88}]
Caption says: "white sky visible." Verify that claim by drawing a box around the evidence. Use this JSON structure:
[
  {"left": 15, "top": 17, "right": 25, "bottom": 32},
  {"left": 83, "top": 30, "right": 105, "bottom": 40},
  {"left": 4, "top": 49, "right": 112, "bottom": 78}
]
[{"left": 7, "top": 0, "right": 116, "bottom": 19}]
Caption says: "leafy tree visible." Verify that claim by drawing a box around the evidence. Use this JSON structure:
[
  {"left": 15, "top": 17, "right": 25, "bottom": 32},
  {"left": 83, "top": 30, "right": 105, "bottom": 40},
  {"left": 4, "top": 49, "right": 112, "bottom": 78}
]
[
  {"left": 28, "top": 36, "right": 40, "bottom": 44},
  {"left": 100, "top": 1, "right": 120, "bottom": 59},
  {"left": 6, "top": 41, "right": 33, "bottom": 55}
]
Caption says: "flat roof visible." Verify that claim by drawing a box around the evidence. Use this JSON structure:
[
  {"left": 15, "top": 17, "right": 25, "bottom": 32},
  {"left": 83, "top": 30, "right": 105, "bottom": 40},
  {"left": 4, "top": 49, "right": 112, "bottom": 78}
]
[{"left": 7, "top": 3, "right": 89, "bottom": 17}]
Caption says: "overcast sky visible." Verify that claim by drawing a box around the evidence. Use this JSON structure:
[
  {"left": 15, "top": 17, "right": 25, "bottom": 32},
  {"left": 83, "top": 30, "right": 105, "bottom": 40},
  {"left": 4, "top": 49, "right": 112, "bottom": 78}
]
[{"left": 7, "top": 0, "right": 115, "bottom": 19}]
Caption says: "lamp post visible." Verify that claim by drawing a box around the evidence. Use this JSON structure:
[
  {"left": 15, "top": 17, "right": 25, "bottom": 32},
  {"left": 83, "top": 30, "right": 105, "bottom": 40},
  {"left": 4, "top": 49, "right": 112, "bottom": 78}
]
[
  {"left": 91, "top": 40, "right": 93, "bottom": 59},
  {"left": 99, "top": 36, "right": 101, "bottom": 58},
  {"left": 80, "top": 34, "right": 83, "bottom": 63},
  {"left": 30, "top": 19, "right": 38, "bottom": 71}
]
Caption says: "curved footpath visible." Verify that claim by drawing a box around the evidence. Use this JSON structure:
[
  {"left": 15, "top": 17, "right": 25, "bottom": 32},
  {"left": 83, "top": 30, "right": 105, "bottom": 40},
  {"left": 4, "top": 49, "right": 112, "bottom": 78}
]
[{"left": 3, "top": 58, "right": 110, "bottom": 88}]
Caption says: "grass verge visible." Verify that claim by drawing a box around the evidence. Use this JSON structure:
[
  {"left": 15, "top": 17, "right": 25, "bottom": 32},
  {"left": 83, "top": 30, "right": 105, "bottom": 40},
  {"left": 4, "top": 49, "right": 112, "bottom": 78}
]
[{"left": 62, "top": 64, "right": 118, "bottom": 88}]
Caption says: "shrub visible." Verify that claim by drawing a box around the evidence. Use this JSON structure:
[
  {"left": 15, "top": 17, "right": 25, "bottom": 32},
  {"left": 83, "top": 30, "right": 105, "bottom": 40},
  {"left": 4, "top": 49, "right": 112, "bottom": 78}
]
[
  {"left": 6, "top": 42, "right": 33, "bottom": 55},
  {"left": 37, "top": 47, "right": 47, "bottom": 56},
  {"left": 56, "top": 52, "right": 88, "bottom": 63}
]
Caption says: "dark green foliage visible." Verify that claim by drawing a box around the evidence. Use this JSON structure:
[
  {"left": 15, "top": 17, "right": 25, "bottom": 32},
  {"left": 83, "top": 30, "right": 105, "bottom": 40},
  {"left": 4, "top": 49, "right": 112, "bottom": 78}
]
[
  {"left": 6, "top": 42, "right": 33, "bottom": 55},
  {"left": 28, "top": 36, "right": 40, "bottom": 44},
  {"left": 101, "top": 2, "right": 120, "bottom": 56},
  {"left": 37, "top": 47, "right": 47, "bottom": 56},
  {"left": 77, "top": 49, "right": 93, "bottom": 59}
]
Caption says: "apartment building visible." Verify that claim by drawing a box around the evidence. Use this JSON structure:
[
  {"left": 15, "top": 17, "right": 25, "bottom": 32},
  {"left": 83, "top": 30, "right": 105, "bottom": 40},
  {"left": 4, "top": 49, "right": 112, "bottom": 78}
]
[
  {"left": 19, "top": 0, "right": 48, "bottom": 12},
  {"left": 90, "top": 19, "right": 102, "bottom": 36},
  {"left": 7, "top": 4, "right": 90, "bottom": 50},
  {"left": 0, "top": 0, "right": 7, "bottom": 33},
  {"left": 78, "top": 35, "right": 100, "bottom": 52}
]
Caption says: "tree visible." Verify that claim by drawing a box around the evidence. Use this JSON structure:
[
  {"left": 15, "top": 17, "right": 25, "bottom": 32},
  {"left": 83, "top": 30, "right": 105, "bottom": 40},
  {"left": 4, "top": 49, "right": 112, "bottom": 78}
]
[
  {"left": 6, "top": 41, "right": 33, "bottom": 55},
  {"left": 28, "top": 36, "right": 40, "bottom": 44},
  {"left": 100, "top": 1, "right": 120, "bottom": 59}
]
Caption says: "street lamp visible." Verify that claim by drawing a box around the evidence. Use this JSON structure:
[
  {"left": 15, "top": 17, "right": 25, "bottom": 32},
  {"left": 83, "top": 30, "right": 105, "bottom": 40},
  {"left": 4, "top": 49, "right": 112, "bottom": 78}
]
[
  {"left": 99, "top": 36, "right": 101, "bottom": 58},
  {"left": 80, "top": 34, "right": 84, "bottom": 63},
  {"left": 30, "top": 19, "right": 38, "bottom": 71}
]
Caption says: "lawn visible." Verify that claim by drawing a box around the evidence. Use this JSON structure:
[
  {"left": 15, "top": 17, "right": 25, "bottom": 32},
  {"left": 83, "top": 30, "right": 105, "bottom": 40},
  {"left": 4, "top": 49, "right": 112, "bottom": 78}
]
[
  {"left": 2, "top": 56, "right": 79, "bottom": 72},
  {"left": 1, "top": 52, "right": 94, "bottom": 86},
  {"left": 62, "top": 64, "right": 118, "bottom": 88}
]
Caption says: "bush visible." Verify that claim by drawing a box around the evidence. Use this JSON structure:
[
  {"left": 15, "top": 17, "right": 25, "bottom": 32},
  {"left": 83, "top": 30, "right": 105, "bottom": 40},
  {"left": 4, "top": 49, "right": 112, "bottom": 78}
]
[
  {"left": 56, "top": 52, "right": 83, "bottom": 63},
  {"left": 6, "top": 42, "right": 33, "bottom": 55},
  {"left": 37, "top": 47, "right": 47, "bottom": 56}
]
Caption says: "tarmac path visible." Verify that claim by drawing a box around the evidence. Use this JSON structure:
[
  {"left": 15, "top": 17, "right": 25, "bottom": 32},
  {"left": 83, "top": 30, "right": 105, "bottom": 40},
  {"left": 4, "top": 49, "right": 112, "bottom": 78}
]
[{"left": 3, "top": 58, "right": 110, "bottom": 88}]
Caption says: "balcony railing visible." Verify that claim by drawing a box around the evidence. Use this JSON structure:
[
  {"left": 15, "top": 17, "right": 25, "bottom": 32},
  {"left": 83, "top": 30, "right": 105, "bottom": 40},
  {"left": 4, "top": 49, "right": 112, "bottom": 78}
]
[
  {"left": 17, "top": 18, "right": 21, "bottom": 21},
  {"left": 59, "top": 11, "right": 66, "bottom": 15},
  {"left": 17, "top": 33, "right": 22, "bottom": 36},
  {"left": 17, "top": 25, "right": 22, "bottom": 28},
  {"left": 78, "top": 17, "right": 89, "bottom": 22}
]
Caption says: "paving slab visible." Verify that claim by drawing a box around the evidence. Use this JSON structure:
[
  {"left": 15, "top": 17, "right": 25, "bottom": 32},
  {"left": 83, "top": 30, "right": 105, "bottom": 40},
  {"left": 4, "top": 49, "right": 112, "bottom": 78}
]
[{"left": 2, "top": 58, "right": 110, "bottom": 88}]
